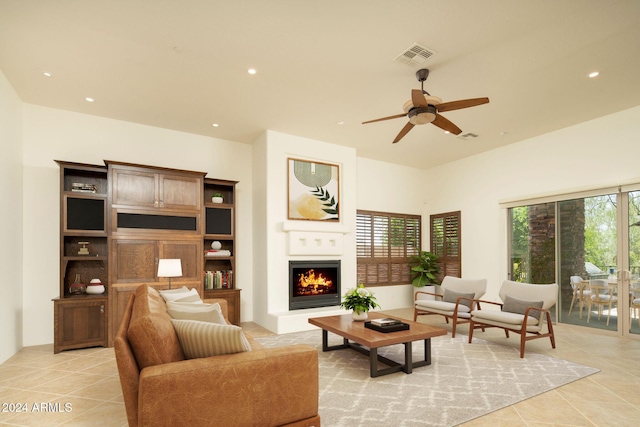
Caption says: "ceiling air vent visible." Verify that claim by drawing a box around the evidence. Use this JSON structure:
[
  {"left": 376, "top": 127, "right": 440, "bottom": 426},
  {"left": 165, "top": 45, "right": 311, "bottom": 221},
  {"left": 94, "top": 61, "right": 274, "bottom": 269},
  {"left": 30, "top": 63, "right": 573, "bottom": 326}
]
[
  {"left": 456, "top": 132, "right": 479, "bottom": 140},
  {"left": 394, "top": 43, "right": 436, "bottom": 66}
]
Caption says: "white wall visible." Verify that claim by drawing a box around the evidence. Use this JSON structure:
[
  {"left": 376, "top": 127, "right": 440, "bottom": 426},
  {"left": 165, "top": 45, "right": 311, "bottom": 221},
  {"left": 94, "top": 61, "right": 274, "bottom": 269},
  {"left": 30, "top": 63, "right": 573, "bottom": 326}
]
[
  {"left": 253, "top": 130, "right": 357, "bottom": 333},
  {"left": 355, "top": 157, "right": 429, "bottom": 309},
  {"left": 423, "top": 105, "right": 640, "bottom": 302},
  {"left": 22, "top": 104, "right": 254, "bottom": 346},
  {"left": 0, "top": 71, "right": 24, "bottom": 362}
]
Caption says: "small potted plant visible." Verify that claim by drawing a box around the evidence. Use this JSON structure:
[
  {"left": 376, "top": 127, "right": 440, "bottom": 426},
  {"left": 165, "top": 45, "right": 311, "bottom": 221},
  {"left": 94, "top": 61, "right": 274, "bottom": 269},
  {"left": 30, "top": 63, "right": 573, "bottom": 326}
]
[
  {"left": 211, "top": 193, "right": 224, "bottom": 204},
  {"left": 340, "top": 284, "right": 380, "bottom": 321}
]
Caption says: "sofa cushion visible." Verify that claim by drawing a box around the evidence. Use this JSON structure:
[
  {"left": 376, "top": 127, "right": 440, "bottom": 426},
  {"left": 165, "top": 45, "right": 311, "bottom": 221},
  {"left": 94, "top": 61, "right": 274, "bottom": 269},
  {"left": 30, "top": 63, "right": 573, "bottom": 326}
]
[
  {"left": 171, "top": 319, "right": 251, "bottom": 358},
  {"left": 159, "top": 286, "right": 202, "bottom": 303},
  {"left": 502, "top": 294, "right": 543, "bottom": 317},
  {"left": 443, "top": 288, "right": 475, "bottom": 308},
  {"left": 127, "top": 285, "right": 185, "bottom": 369},
  {"left": 167, "top": 301, "right": 227, "bottom": 325}
]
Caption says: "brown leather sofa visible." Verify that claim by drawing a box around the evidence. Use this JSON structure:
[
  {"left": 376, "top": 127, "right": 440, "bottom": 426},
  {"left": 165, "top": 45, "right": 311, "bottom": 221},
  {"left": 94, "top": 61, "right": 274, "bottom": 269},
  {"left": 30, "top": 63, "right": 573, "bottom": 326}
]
[{"left": 114, "top": 284, "right": 321, "bottom": 427}]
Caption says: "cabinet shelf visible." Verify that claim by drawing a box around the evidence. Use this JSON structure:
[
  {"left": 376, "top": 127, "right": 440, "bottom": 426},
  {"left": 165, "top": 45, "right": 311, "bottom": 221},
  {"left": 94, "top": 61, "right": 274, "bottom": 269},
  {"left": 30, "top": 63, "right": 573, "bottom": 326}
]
[
  {"left": 64, "top": 256, "right": 108, "bottom": 262},
  {"left": 62, "top": 191, "right": 107, "bottom": 198},
  {"left": 204, "top": 256, "right": 234, "bottom": 262}
]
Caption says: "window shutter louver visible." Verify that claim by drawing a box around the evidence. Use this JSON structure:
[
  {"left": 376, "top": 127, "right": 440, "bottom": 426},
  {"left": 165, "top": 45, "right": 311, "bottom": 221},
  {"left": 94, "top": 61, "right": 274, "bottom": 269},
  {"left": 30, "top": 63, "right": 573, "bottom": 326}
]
[
  {"left": 356, "top": 210, "right": 421, "bottom": 286},
  {"left": 430, "top": 211, "right": 461, "bottom": 281}
]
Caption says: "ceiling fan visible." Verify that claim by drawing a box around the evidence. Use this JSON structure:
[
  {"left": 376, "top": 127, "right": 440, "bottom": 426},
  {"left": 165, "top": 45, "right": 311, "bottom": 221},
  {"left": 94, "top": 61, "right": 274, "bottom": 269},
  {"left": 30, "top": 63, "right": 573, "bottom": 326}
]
[{"left": 362, "top": 69, "right": 489, "bottom": 143}]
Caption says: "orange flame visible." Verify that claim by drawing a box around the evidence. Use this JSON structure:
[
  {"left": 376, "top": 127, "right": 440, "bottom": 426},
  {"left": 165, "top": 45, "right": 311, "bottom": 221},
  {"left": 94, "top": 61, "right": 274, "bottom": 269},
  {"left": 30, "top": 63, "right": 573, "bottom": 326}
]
[{"left": 297, "top": 269, "right": 333, "bottom": 294}]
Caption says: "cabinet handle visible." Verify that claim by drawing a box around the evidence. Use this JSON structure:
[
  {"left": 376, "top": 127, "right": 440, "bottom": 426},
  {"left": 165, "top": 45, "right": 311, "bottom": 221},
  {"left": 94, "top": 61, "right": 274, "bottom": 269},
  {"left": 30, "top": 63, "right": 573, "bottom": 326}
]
[{"left": 100, "top": 304, "right": 104, "bottom": 313}]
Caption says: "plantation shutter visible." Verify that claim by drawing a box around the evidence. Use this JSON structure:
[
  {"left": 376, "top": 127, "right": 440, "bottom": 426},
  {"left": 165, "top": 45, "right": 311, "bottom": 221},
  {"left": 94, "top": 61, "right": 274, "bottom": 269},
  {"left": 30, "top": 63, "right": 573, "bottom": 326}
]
[
  {"left": 431, "top": 211, "right": 461, "bottom": 280},
  {"left": 356, "top": 210, "right": 421, "bottom": 286}
]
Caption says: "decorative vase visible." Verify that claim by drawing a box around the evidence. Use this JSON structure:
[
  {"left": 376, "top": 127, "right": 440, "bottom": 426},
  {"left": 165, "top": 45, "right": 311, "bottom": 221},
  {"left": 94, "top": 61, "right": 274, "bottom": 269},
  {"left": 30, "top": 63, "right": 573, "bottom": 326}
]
[
  {"left": 86, "top": 278, "right": 105, "bottom": 295},
  {"left": 212, "top": 196, "right": 223, "bottom": 204},
  {"left": 351, "top": 311, "right": 368, "bottom": 321},
  {"left": 211, "top": 241, "right": 222, "bottom": 250},
  {"left": 69, "top": 274, "right": 86, "bottom": 295}
]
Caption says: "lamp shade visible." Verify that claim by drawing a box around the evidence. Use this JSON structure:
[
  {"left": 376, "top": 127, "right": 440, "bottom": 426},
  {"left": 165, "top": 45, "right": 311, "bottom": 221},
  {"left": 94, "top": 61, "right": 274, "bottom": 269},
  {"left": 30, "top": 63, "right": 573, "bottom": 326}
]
[{"left": 157, "top": 259, "right": 182, "bottom": 278}]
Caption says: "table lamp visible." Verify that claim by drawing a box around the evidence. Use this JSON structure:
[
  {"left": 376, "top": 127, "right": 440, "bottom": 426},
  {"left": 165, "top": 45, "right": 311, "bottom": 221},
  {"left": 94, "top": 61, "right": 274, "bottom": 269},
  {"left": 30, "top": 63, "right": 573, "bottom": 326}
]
[{"left": 157, "top": 258, "right": 182, "bottom": 289}]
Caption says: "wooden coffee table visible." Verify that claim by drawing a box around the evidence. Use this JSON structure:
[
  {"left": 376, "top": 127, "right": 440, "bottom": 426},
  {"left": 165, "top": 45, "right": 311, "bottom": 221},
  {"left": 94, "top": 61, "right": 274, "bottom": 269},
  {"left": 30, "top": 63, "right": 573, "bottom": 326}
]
[{"left": 308, "top": 312, "right": 447, "bottom": 377}]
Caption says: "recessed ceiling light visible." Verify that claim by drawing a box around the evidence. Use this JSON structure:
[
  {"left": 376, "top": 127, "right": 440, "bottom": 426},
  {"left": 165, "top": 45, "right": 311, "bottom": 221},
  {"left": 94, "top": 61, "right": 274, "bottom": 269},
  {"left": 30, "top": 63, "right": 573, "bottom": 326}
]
[
  {"left": 248, "top": 68, "right": 256, "bottom": 75},
  {"left": 212, "top": 123, "right": 219, "bottom": 127},
  {"left": 85, "top": 97, "right": 94, "bottom": 102},
  {"left": 337, "top": 121, "right": 344, "bottom": 125},
  {"left": 43, "top": 71, "right": 53, "bottom": 77},
  {"left": 588, "top": 71, "right": 599, "bottom": 78},
  {"left": 444, "top": 131, "right": 450, "bottom": 134}
]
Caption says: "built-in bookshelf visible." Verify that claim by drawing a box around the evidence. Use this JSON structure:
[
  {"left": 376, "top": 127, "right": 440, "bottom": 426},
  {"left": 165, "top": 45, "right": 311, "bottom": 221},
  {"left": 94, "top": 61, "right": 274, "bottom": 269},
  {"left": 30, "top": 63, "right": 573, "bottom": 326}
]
[{"left": 203, "top": 178, "right": 241, "bottom": 324}]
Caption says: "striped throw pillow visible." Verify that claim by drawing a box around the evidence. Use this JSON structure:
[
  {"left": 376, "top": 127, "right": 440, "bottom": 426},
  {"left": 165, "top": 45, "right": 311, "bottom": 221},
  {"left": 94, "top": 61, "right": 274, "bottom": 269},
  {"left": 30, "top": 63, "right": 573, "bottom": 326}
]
[{"left": 171, "top": 319, "right": 251, "bottom": 358}]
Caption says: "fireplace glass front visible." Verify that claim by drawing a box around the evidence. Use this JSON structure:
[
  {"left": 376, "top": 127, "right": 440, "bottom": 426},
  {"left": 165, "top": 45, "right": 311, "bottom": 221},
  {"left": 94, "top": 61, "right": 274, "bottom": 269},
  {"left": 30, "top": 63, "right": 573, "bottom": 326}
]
[{"left": 289, "top": 260, "right": 341, "bottom": 310}]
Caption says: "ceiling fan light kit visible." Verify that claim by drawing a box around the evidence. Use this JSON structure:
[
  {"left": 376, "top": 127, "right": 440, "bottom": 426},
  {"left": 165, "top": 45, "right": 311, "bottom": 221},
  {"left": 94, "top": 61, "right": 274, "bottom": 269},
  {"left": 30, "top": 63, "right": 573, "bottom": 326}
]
[{"left": 363, "top": 68, "right": 489, "bottom": 143}]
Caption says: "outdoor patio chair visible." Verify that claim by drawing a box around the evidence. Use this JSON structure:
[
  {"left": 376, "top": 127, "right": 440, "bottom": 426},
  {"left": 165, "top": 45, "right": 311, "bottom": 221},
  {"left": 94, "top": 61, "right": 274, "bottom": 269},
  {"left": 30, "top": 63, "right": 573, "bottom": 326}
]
[
  {"left": 468, "top": 280, "right": 558, "bottom": 358},
  {"left": 568, "top": 275, "right": 591, "bottom": 318},
  {"left": 414, "top": 276, "right": 487, "bottom": 337},
  {"left": 587, "top": 278, "right": 618, "bottom": 326}
]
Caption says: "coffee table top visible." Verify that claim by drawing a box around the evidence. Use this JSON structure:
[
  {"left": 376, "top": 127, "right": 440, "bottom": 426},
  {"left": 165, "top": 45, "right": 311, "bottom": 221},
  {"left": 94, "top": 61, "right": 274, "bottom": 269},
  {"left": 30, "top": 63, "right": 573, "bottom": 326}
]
[{"left": 308, "top": 312, "right": 447, "bottom": 348}]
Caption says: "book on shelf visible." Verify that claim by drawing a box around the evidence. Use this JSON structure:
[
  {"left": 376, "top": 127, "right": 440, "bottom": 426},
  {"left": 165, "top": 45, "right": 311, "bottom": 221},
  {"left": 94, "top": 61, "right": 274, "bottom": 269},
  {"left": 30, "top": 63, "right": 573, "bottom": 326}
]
[
  {"left": 205, "top": 249, "right": 231, "bottom": 257},
  {"left": 203, "top": 270, "right": 233, "bottom": 290},
  {"left": 71, "top": 182, "right": 97, "bottom": 193}
]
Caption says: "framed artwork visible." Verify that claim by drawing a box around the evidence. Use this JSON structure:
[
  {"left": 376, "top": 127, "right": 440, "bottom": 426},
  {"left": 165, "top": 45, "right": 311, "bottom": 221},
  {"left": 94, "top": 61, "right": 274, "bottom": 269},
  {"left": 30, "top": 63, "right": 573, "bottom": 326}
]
[{"left": 288, "top": 158, "right": 340, "bottom": 221}]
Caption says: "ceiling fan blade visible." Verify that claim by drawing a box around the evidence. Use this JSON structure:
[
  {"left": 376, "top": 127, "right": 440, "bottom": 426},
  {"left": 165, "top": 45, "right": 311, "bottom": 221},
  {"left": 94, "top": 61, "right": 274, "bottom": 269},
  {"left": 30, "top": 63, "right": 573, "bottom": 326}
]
[
  {"left": 362, "top": 113, "right": 407, "bottom": 124},
  {"left": 431, "top": 114, "right": 462, "bottom": 135},
  {"left": 411, "top": 89, "right": 428, "bottom": 108},
  {"left": 436, "top": 97, "right": 489, "bottom": 112},
  {"left": 392, "top": 122, "right": 415, "bottom": 143}
]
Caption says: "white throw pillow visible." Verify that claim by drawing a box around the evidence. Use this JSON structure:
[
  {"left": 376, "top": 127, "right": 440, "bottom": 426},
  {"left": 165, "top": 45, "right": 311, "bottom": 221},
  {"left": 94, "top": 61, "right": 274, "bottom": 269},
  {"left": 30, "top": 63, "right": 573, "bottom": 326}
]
[
  {"left": 159, "top": 286, "right": 202, "bottom": 303},
  {"left": 167, "top": 301, "right": 227, "bottom": 325},
  {"left": 171, "top": 319, "right": 251, "bottom": 358}
]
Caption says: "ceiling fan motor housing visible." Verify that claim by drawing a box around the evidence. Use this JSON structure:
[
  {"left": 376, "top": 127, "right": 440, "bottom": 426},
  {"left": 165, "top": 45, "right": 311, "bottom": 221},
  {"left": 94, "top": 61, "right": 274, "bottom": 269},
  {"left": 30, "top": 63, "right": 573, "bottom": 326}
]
[{"left": 408, "top": 105, "right": 437, "bottom": 125}]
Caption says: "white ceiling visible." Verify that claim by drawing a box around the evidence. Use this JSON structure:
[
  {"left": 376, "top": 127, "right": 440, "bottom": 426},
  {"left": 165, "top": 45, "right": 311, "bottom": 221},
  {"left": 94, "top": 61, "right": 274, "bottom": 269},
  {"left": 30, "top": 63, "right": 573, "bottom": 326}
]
[{"left": 1, "top": 0, "right": 640, "bottom": 169}]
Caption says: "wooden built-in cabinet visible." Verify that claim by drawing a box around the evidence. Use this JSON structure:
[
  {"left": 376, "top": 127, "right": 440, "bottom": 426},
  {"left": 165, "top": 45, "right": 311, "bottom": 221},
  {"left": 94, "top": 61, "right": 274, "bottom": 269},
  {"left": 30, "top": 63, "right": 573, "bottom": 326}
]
[
  {"left": 109, "top": 161, "right": 202, "bottom": 212},
  {"left": 54, "top": 160, "right": 241, "bottom": 352},
  {"left": 54, "top": 161, "right": 109, "bottom": 353},
  {"left": 53, "top": 297, "right": 107, "bottom": 354},
  {"left": 203, "top": 178, "right": 240, "bottom": 325}
]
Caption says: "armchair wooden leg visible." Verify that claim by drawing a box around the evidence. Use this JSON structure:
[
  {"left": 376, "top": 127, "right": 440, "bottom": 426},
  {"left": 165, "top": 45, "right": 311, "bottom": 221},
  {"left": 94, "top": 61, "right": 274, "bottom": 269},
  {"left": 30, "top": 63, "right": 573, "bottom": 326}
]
[
  {"left": 519, "top": 333, "right": 526, "bottom": 358},
  {"left": 413, "top": 309, "right": 418, "bottom": 321},
  {"left": 468, "top": 320, "right": 475, "bottom": 343},
  {"left": 546, "top": 312, "right": 556, "bottom": 349}
]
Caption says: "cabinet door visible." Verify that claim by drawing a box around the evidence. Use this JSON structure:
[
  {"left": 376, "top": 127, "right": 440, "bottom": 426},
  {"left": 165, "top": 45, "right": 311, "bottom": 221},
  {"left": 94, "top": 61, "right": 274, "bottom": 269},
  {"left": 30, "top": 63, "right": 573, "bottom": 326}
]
[
  {"left": 160, "top": 174, "right": 202, "bottom": 211},
  {"left": 112, "top": 240, "right": 158, "bottom": 284},
  {"left": 112, "top": 169, "right": 158, "bottom": 208},
  {"left": 159, "top": 239, "right": 202, "bottom": 285},
  {"left": 54, "top": 299, "right": 107, "bottom": 353}
]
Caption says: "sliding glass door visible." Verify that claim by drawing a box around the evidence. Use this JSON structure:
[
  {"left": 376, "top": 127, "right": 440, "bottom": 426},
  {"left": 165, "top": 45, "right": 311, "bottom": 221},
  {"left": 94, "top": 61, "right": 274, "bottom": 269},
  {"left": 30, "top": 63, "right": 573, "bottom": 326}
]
[
  {"left": 627, "top": 191, "right": 640, "bottom": 335},
  {"left": 508, "top": 192, "right": 631, "bottom": 334}
]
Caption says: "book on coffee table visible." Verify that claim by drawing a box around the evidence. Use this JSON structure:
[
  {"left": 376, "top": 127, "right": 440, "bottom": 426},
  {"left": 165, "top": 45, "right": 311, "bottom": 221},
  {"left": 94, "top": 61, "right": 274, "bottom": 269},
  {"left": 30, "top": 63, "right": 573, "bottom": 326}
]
[
  {"left": 370, "top": 317, "right": 403, "bottom": 326},
  {"left": 365, "top": 320, "right": 410, "bottom": 333}
]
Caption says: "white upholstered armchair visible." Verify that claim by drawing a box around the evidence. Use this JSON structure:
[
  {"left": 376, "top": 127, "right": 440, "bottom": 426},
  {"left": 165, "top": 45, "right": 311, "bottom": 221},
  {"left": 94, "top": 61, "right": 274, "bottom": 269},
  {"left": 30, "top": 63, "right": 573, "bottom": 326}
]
[
  {"left": 468, "top": 280, "right": 558, "bottom": 358},
  {"left": 414, "top": 276, "right": 487, "bottom": 337}
]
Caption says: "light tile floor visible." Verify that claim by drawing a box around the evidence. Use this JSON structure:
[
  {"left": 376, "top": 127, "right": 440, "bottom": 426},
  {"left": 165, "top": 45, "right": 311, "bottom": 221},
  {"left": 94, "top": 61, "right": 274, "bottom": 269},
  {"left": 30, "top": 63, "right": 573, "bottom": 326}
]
[{"left": 1, "top": 309, "right": 639, "bottom": 426}]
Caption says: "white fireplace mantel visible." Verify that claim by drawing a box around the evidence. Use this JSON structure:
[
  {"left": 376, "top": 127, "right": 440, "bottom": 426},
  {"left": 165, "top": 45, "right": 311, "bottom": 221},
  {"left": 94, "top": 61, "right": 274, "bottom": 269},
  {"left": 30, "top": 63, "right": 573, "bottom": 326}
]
[{"left": 281, "top": 221, "right": 350, "bottom": 256}]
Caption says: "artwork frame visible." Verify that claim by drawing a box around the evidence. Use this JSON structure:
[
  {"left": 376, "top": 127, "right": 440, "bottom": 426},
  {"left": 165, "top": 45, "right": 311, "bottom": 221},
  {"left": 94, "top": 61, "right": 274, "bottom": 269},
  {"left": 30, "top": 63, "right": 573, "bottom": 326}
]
[{"left": 287, "top": 158, "right": 340, "bottom": 222}]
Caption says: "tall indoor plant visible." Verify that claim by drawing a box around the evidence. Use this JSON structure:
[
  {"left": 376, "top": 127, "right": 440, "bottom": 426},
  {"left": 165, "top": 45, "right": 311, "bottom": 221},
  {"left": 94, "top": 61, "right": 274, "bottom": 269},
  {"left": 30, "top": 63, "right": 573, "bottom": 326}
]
[{"left": 409, "top": 251, "right": 441, "bottom": 287}]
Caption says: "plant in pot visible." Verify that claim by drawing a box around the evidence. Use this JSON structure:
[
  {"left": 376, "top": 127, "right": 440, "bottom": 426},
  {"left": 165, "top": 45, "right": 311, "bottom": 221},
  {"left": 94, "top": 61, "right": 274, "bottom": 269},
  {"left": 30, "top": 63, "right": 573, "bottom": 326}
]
[
  {"left": 211, "top": 193, "right": 224, "bottom": 203},
  {"left": 409, "top": 251, "right": 441, "bottom": 301},
  {"left": 340, "top": 284, "right": 380, "bottom": 321}
]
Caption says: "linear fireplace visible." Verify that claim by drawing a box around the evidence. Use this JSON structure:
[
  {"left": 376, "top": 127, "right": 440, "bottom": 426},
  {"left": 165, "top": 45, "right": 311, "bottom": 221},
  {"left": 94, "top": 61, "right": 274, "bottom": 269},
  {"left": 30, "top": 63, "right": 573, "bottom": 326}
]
[{"left": 289, "top": 260, "right": 341, "bottom": 310}]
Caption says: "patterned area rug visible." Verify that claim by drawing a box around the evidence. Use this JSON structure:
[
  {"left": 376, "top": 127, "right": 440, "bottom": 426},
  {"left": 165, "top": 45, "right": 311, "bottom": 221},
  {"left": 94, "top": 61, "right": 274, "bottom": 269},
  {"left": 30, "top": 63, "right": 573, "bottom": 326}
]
[{"left": 256, "top": 329, "right": 599, "bottom": 427}]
